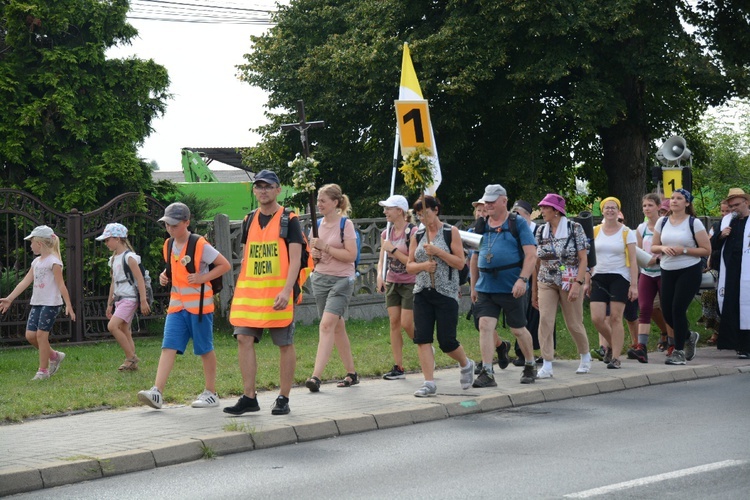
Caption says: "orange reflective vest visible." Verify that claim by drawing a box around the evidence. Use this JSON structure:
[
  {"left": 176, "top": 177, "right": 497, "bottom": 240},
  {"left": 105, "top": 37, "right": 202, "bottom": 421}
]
[
  {"left": 230, "top": 209, "right": 296, "bottom": 328},
  {"left": 162, "top": 236, "right": 215, "bottom": 315}
]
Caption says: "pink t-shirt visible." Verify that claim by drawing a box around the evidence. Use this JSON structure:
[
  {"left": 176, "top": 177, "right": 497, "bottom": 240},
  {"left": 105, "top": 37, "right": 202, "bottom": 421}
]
[
  {"left": 313, "top": 217, "right": 357, "bottom": 277},
  {"left": 30, "top": 254, "right": 63, "bottom": 306},
  {"left": 381, "top": 225, "right": 417, "bottom": 284}
]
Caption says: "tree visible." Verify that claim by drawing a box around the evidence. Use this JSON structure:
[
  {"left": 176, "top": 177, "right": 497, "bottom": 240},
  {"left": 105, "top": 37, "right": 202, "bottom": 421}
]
[
  {"left": 0, "top": 0, "right": 170, "bottom": 212},
  {"left": 238, "top": 0, "right": 750, "bottom": 223}
]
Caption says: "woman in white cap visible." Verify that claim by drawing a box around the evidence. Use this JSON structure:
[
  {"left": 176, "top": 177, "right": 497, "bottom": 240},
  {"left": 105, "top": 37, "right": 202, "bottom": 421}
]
[
  {"left": 0, "top": 226, "right": 75, "bottom": 380},
  {"left": 376, "top": 195, "right": 417, "bottom": 380},
  {"left": 97, "top": 222, "right": 151, "bottom": 371},
  {"left": 533, "top": 193, "right": 592, "bottom": 377}
]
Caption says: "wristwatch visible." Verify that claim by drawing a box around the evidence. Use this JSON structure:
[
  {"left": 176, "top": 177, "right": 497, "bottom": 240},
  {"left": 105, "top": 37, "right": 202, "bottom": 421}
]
[
  {"left": 682, "top": 248, "right": 688, "bottom": 255},
  {"left": 390, "top": 248, "right": 397, "bottom": 255},
  {"left": 576, "top": 279, "right": 584, "bottom": 285},
  {"left": 518, "top": 276, "right": 529, "bottom": 283}
]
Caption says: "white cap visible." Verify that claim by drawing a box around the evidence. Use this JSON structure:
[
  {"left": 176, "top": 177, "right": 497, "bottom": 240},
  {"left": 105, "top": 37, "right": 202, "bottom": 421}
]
[
  {"left": 24, "top": 225, "right": 55, "bottom": 240},
  {"left": 378, "top": 195, "right": 409, "bottom": 213}
]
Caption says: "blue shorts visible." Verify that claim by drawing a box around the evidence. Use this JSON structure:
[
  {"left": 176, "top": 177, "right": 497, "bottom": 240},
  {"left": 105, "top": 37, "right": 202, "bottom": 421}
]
[
  {"left": 162, "top": 309, "right": 214, "bottom": 355},
  {"left": 27, "top": 305, "right": 61, "bottom": 332}
]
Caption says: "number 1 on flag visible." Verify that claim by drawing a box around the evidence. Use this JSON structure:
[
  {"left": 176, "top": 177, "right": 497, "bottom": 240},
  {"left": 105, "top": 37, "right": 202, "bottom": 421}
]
[{"left": 395, "top": 100, "right": 433, "bottom": 155}]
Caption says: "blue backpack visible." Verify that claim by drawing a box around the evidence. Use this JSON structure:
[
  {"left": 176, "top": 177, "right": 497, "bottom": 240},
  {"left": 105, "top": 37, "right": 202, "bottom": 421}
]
[{"left": 317, "top": 217, "right": 362, "bottom": 274}]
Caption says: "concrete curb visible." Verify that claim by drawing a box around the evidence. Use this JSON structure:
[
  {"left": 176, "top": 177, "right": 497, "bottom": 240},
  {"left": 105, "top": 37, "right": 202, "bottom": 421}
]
[{"left": 1, "top": 355, "right": 748, "bottom": 496}]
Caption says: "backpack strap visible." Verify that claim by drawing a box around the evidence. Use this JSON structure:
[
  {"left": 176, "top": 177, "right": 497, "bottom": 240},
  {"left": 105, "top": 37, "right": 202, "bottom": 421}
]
[
  {"left": 339, "top": 217, "right": 346, "bottom": 244},
  {"left": 240, "top": 209, "right": 258, "bottom": 244}
]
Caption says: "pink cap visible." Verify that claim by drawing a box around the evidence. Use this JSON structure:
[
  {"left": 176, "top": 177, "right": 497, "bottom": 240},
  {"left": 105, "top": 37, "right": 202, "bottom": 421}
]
[{"left": 538, "top": 193, "right": 566, "bottom": 216}]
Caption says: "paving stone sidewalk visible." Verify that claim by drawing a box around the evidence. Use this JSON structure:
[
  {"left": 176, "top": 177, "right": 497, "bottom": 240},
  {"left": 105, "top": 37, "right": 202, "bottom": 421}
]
[{"left": 2, "top": 347, "right": 748, "bottom": 496}]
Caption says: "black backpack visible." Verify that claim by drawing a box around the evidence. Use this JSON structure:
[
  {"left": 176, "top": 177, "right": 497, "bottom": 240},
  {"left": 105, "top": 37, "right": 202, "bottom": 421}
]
[
  {"left": 415, "top": 223, "right": 470, "bottom": 286},
  {"left": 121, "top": 250, "right": 154, "bottom": 307},
  {"left": 165, "top": 233, "right": 224, "bottom": 321}
]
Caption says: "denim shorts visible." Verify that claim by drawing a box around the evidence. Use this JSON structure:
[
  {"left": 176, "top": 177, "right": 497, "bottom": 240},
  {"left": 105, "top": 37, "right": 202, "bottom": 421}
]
[
  {"left": 162, "top": 309, "right": 214, "bottom": 355},
  {"left": 26, "top": 305, "right": 61, "bottom": 332}
]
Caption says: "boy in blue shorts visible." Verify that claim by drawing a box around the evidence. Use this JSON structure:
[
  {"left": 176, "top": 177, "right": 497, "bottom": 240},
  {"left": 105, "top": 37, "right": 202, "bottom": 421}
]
[{"left": 137, "top": 203, "right": 231, "bottom": 409}]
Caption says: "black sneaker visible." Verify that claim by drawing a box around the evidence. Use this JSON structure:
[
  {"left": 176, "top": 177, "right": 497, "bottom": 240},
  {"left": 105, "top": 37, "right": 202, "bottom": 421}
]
[
  {"left": 383, "top": 365, "right": 406, "bottom": 380},
  {"left": 520, "top": 364, "right": 537, "bottom": 384},
  {"left": 472, "top": 369, "right": 497, "bottom": 388},
  {"left": 496, "top": 340, "right": 511, "bottom": 370},
  {"left": 632, "top": 343, "right": 648, "bottom": 364},
  {"left": 271, "top": 395, "right": 290, "bottom": 415},
  {"left": 603, "top": 347, "right": 613, "bottom": 364},
  {"left": 223, "top": 395, "right": 260, "bottom": 415},
  {"left": 626, "top": 345, "right": 638, "bottom": 359},
  {"left": 512, "top": 356, "right": 526, "bottom": 367},
  {"left": 474, "top": 361, "right": 483, "bottom": 375}
]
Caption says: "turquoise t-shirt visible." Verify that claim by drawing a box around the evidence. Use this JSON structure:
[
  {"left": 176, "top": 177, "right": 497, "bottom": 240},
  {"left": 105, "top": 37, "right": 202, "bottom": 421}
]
[{"left": 476, "top": 215, "right": 536, "bottom": 294}]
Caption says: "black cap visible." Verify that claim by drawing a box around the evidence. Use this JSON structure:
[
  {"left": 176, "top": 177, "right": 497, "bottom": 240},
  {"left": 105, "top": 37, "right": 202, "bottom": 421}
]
[
  {"left": 512, "top": 200, "right": 532, "bottom": 215},
  {"left": 253, "top": 169, "right": 280, "bottom": 186}
]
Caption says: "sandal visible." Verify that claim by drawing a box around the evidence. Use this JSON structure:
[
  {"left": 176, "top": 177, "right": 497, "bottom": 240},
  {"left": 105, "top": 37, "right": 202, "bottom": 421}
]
[
  {"left": 305, "top": 376, "right": 321, "bottom": 393},
  {"left": 707, "top": 333, "right": 719, "bottom": 345},
  {"left": 118, "top": 356, "right": 139, "bottom": 371},
  {"left": 337, "top": 372, "right": 359, "bottom": 388}
]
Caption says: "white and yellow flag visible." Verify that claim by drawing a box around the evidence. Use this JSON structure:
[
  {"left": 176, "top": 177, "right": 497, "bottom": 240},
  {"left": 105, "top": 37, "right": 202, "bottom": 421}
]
[{"left": 396, "top": 43, "right": 442, "bottom": 195}]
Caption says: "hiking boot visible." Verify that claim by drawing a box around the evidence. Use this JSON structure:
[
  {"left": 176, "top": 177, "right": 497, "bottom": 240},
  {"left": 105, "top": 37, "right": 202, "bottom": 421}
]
[
  {"left": 603, "top": 347, "right": 613, "bottom": 364},
  {"left": 607, "top": 358, "right": 621, "bottom": 369},
  {"left": 383, "top": 365, "right": 405, "bottom": 380},
  {"left": 666, "top": 349, "right": 686, "bottom": 365},
  {"left": 223, "top": 395, "right": 260, "bottom": 415},
  {"left": 48, "top": 351, "right": 65, "bottom": 376},
  {"left": 271, "top": 395, "right": 290, "bottom": 415},
  {"left": 496, "top": 340, "right": 511, "bottom": 370},
  {"left": 472, "top": 369, "right": 497, "bottom": 388},
  {"left": 632, "top": 343, "right": 648, "bottom": 364},
  {"left": 685, "top": 331, "right": 699, "bottom": 361},
  {"left": 414, "top": 382, "right": 437, "bottom": 397},
  {"left": 138, "top": 386, "right": 163, "bottom": 409},
  {"left": 31, "top": 370, "right": 50, "bottom": 381},
  {"left": 626, "top": 344, "right": 638, "bottom": 359},
  {"left": 191, "top": 390, "right": 219, "bottom": 408},
  {"left": 460, "top": 360, "right": 475, "bottom": 390},
  {"left": 520, "top": 364, "right": 537, "bottom": 384}
]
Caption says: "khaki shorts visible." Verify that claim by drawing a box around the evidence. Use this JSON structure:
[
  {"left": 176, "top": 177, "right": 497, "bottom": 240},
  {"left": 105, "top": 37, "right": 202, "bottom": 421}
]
[
  {"left": 311, "top": 272, "right": 354, "bottom": 318},
  {"left": 234, "top": 322, "right": 295, "bottom": 347},
  {"left": 385, "top": 282, "right": 414, "bottom": 310}
]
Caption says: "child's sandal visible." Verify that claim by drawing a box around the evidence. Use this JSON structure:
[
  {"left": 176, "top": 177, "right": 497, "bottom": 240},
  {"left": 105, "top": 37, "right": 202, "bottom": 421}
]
[
  {"left": 337, "top": 372, "right": 359, "bottom": 388},
  {"left": 305, "top": 376, "right": 321, "bottom": 392},
  {"left": 118, "top": 356, "right": 139, "bottom": 371}
]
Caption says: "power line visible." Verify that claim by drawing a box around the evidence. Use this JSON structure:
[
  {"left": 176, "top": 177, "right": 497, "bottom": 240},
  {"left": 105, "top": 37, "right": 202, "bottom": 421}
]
[{"left": 128, "top": 0, "right": 286, "bottom": 25}]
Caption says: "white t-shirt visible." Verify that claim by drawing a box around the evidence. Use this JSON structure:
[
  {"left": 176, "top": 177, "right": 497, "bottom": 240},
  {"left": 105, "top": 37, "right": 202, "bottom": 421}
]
[
  {"left": 653, "top": 216, "right": 706, "bottom": 271},
  {"left": 30, "top": 254, "right": 63, "bottom": 306},
  {"left": 110, "top": 251, "right": 142, "bottom": 299},
  {"left": 593, "top": 225, "right": 637, "bottom": 281},
  {"left": 637, "top": 221, "right": 660, "bottom": 277}
]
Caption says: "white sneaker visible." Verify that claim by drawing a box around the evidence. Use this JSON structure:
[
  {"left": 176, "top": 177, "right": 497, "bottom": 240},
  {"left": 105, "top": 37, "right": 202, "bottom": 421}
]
[
  {"left": 576, "top": 360, "right": 591, "bottom": 374},
  {"left": 191, "top": 390, "right": 219, "bottom": 408},
  {"left": 48, "top": 351, "right": 65, "bottom": 376},
  {"left": 31, "top": 370, "right": 50, "bottom": 381},
  {"left": 536, "top": 367, "right": 554, "bottom": 379},
  {"left": 138, "top": 386, "right": 163, "bottom": 409},
  {"left": 414, "top": 382, "right": 437, "bottom": 398},
  {"left": 459, "top": 359, "right": 475, "bottom": 390}
]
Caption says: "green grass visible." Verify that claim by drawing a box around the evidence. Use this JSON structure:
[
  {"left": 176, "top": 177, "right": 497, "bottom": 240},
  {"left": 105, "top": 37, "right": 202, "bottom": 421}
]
[{"left": 0, "top": 302, "right": 712, "bottom": 423}]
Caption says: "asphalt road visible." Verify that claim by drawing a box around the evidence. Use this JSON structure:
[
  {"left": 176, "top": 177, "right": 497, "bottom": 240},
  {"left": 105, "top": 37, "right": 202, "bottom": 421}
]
[{"left": 13, "top": 374, "right": 750, "bottom": 499}]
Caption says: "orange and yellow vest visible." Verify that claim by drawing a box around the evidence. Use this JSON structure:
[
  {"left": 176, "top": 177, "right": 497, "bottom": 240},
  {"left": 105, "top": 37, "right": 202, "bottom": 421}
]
[
  {"left": 162, "top": 236, "right": 215, "bottom": 315},
  {"left": 230, "top": 209, "right": 300, "bottom": 328}
]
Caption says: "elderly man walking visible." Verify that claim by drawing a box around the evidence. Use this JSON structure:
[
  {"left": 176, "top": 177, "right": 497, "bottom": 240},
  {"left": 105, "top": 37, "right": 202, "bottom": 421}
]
[
  {"left": 470, "top": 184, "right": 539, "bottom": 386},
  {"left": 714, "top": 188, "right": 750, "bottom": 358}
]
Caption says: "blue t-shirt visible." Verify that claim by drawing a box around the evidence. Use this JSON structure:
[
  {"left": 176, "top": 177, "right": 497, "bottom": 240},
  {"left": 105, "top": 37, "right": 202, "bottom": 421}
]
[{"left": 476, "top": 215, "right": 536, "bottom": 293}]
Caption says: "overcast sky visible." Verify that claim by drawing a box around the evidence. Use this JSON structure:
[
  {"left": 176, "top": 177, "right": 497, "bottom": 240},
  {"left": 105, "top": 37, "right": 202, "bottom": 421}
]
[{"left": 108, "top": 17, "right": 272, "bottom": 171}]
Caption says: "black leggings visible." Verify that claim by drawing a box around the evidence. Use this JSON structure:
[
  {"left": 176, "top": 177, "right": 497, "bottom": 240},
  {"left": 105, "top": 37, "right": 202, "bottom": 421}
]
[{"left": 660, "top": 263, "right": 702, "bottom": 350}]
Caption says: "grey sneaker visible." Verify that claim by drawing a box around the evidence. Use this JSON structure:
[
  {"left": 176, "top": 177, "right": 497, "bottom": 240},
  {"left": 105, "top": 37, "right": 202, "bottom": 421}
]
[
  {"left": 684, "top": 331, "right": 699, "bottom": 361},
  {"left": 383, "top": 365, "right": 405, "bottom": 380},
  {"left": 48, "top": 351, "right": 65, "bottom": 376},
  {"left": 472, "top": 369, "right": 497, "bottom": 388},
  {"left": 138, "top": 386, "right": 163, "bottom": 409},
  {"left": 414, "top": 382, "right": 437, "bottom": 398},
  {"left": 31, "top": 370, "right": 50, "bottom": 381},
  {"left": 459, "top": 360, "right": 475, "bottom": 390},
  {"left": 520, "top": 364, "right": 537, "bottom": 384},
  {"left": 666, "top": 349, "right": 686, "bottom": 365}
]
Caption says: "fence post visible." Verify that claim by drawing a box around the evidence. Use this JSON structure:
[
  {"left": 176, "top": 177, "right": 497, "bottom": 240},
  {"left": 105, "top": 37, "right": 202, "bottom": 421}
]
[
  {"left": 66, "top": 209, "right": 84, "bottom": 342},
  {"left": 213, "top": 213, "right": 232, "bottom": 317}
]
